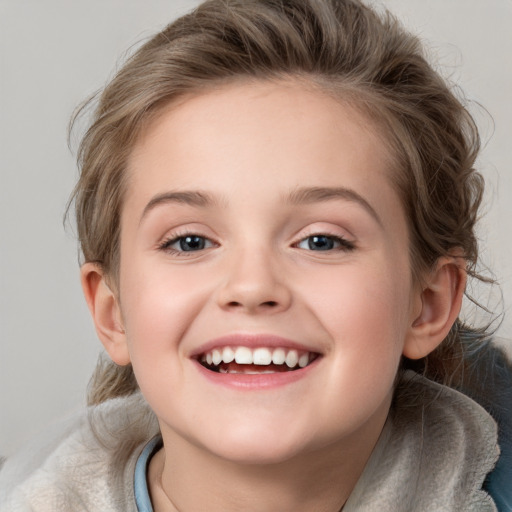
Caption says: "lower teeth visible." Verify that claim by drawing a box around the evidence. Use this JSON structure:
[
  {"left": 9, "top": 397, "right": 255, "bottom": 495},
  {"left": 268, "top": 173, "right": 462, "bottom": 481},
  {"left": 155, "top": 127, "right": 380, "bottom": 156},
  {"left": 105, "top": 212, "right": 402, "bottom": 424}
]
[
  {"left": 206, "top": 362, "right": 301, "bottom": 374},
  {"left": 219, "top": 368, "right": 277, "bottom": 374}
]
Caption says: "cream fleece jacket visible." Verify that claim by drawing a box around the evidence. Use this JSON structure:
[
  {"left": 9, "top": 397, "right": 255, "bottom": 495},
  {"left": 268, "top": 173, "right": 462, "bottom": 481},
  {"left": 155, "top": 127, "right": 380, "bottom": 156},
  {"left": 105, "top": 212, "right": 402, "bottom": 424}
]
[{"left": 0, "top": 372, "right": 498, "bottom": 511}]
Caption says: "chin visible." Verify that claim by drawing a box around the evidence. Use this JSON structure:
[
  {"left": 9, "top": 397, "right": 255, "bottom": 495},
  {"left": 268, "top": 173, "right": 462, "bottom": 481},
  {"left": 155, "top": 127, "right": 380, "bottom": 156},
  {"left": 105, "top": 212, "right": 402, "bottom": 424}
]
[
  {"left": 200, "top": 426, "right": 316, "bottom": 466},
  {"left": 216, "top": 443, "right": 306, "bottom": 466}
]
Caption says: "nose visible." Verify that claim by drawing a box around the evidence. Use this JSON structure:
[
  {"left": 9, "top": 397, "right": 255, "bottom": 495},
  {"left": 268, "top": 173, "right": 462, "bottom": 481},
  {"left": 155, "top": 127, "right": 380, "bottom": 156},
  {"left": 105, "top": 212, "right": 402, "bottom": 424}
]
[{"left": 215, "top": 246, "right": 292, "bottom": 314}]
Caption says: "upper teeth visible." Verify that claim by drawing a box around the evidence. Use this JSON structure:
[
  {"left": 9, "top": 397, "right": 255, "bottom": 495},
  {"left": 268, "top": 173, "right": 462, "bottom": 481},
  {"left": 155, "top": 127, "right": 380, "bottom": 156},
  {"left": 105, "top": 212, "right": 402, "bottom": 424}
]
[{"left": 201, "top": 347, "right": 311, "bottom": 369}]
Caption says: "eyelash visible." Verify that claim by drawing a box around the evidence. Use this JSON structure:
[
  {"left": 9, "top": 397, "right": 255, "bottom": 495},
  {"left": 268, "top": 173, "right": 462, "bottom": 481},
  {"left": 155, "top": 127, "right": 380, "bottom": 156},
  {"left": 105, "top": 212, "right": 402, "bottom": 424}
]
[
  {"left": 158, "top": 233, "right": 216, "bottom": 256},
  {"left": 158, "top": 232, "right": 355, "bottom": 255},
  {"left": 294, "top": 233, "right": 355, "bottom": 252}
]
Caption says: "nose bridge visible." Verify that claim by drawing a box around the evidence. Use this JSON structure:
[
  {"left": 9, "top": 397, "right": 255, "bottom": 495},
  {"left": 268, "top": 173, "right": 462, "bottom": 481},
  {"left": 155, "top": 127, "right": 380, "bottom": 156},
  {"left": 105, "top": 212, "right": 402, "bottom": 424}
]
[{"left": 217, "top": 240, "right": 291, "bottom": 313}]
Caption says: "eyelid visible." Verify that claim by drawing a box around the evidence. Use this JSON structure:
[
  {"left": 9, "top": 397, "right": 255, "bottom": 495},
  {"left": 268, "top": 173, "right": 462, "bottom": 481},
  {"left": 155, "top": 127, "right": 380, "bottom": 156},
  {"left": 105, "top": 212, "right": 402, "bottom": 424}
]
[
  {"left": 155, "top": 222, "right": 217, "bottom": 245},
  {"left": 295, "top": 233, "right": 355, "bottom": 251},
  {"left": 293, "top": 223, "right": 355, "bottom": 242},
  {"left": 157, "top": 229, "right": 219, "bottom": 255},
  {"left": 163, "top": 235, "right": 214, "bottom": 249}
]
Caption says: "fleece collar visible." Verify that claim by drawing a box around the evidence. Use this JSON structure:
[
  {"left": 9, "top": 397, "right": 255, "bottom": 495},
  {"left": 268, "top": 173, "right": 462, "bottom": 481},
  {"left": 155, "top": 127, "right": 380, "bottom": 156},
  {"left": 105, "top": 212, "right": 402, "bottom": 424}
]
[
  {"left": 344, "top": 371, "right": 499, "bottom": 511},
  {"left": 0, "top": 373, "right": 498, "bottom": 511}
]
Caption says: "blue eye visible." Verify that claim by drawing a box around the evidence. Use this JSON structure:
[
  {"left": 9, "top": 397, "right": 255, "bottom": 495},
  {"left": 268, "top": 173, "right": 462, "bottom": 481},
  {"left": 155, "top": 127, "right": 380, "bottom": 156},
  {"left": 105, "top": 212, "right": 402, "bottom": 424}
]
[
  {"left": 178, "top": 236, "right": 207, "bottom": 251},
  {"left": 297, "top": 235, "right": 354, "bottom": 251},
  {"left": 160, "top": 235, "right": 214, "bottom": 253}
]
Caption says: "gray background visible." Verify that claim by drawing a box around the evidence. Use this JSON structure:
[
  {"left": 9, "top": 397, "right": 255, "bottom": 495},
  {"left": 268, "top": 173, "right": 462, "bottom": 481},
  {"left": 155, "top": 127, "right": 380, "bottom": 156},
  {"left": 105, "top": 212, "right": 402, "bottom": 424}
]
[{"left": 1, "top": 0, "right": 511, "bottom": 457}]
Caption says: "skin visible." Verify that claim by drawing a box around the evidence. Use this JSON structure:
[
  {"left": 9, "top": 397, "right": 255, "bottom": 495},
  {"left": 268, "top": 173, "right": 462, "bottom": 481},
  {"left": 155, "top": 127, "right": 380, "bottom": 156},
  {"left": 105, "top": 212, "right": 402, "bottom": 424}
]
[{"left": 82, "top": 80, "right": 466, "bottom": 511}]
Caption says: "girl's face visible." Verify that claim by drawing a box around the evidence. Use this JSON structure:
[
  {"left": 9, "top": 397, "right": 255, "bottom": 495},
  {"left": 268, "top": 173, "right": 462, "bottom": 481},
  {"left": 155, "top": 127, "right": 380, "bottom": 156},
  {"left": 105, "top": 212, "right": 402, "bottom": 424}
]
[{"left": 118, "top": 81, "right": 421, "bottom": 464}]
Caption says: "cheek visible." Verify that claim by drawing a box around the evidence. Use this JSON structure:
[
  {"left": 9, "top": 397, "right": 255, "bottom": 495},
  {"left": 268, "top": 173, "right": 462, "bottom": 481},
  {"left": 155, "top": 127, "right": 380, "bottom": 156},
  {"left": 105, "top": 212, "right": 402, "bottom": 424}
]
[
  {"left": 303, "top": 263, "right": 410, "bottom": 336},
  {"left": 117, "top": 263, "right": 214, "bottom": 409},
  {"left": 119, "top": 260, "right": 211, "bottom": 357},
  {"left": 296, "top": 258, "right": 413, "bottom": 393}
]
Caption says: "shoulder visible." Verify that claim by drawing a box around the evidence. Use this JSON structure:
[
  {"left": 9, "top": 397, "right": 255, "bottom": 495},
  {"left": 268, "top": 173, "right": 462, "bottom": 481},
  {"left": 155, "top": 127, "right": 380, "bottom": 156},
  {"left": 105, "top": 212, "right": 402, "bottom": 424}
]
[
  {"left": 395, "top": 371, "right": 499, "bottom": 468},
  {"left": 396, "top": 372, "right": 499, "bottom": 511},
  {"left": 0, "top": 392, "right": 159, "bottom": 512},
  {"left": 458, "top": 340, "right": 512, "bottom": 512},
  {"left": 344, "top": 371, "right": 499, "bottom": 512}
]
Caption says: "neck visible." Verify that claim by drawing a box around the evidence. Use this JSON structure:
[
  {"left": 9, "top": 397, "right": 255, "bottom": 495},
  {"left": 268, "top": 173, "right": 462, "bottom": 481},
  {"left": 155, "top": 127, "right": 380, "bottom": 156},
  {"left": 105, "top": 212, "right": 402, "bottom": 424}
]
[{"left": 148, "top": 411, "right": 388, "bottom": 512}]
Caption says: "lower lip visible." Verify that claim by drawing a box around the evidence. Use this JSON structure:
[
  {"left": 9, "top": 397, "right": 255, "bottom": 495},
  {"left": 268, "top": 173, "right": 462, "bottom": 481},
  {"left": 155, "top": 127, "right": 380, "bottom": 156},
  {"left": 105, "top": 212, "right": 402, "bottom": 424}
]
[{"left": 193, "top": 358, "right": 321, "bottom": 390}]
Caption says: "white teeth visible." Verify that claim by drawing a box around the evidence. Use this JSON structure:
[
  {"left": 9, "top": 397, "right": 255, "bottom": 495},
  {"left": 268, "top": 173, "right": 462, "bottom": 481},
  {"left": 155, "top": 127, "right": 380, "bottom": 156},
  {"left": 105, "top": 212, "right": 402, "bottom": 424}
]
[
  {"left": 212, "top": 349, "right": 222, "bottom": 365},
  {"left": 220, "top": 367, "right": 278, "bottom": 375},
  {"left": 298, "top": 353, "right": 309, "bottom": 368},
  {"left": 272, "top": 348, "right": 286, "bottom": 365},
  {"left": 201, "top": 346, "right": 315, "bottom": 370},
  {"left": 235, "top": 346, "right": 253, "bottom": 365},
  {"left": 285, "top": 350, "right": 299, "bottom": 368},
  {"left": 222, "top": 346, "right": 235, "bottom": 364},
  {"left": 253, "top": 347, "right": 272, "bottom": 365}
]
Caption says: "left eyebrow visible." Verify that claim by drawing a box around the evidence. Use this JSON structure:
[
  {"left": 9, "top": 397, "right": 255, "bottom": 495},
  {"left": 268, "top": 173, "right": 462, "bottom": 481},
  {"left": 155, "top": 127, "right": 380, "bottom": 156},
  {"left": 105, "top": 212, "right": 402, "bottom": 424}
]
[
  {"left": 286, "top": 186, "right": 383, "bottom": 227},
  {"left": 140, "top": 190, "right": 218, "bottom": 224}
]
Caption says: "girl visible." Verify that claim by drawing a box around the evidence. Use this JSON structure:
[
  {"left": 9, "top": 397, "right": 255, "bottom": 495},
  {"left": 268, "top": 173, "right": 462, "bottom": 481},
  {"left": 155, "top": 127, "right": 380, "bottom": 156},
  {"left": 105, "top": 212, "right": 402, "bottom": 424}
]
[{"left": 1, "top": 0, "right": 510, "bottom": 510}]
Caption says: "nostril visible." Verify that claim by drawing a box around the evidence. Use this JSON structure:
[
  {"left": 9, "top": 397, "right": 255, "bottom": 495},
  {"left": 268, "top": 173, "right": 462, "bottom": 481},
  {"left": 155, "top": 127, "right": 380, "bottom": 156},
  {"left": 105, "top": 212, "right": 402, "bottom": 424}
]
[{"left": 225, "top": 300, "right": 278, "bottom": 309}]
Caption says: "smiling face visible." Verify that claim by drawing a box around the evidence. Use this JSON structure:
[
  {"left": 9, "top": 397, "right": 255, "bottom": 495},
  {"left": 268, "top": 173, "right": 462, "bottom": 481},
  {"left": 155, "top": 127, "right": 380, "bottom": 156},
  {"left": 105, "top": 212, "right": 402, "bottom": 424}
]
[{"left": 113, "top": 81, "right": 421, "bottom": 464}]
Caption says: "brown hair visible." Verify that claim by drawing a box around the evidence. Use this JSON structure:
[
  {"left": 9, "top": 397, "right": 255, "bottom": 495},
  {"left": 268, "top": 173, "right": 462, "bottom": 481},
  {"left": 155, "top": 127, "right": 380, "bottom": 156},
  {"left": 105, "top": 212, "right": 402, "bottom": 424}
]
[{"left": 69, "top": 0, "right": 490, "bottom": 405}]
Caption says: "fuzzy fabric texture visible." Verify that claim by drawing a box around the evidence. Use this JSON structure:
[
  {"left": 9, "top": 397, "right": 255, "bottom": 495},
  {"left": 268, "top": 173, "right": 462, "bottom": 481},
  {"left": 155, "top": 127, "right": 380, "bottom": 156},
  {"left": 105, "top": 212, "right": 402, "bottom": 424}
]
[
  {"left": 344, "top": 371, "right": 499, "bottom": 511},
  {"left": 0, "top": 393, "right": 159, "bottom": 511},
  {"left": 0, "top": 372, "right": 499, "bottom": 511}
]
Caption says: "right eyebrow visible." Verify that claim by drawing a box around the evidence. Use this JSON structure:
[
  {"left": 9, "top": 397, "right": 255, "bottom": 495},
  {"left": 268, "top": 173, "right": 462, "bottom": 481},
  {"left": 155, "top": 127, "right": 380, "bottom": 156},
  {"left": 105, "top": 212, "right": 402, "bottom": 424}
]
[{"left": 139, "top": 190, "right": 217, "bottom": 224}]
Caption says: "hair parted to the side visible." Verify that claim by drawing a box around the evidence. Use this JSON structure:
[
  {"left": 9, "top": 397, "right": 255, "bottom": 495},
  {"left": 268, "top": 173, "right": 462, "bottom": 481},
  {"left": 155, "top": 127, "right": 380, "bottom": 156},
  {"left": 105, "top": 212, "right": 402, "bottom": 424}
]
[{"left": 69, "top": 0, "right": 493, "bottom": 405}]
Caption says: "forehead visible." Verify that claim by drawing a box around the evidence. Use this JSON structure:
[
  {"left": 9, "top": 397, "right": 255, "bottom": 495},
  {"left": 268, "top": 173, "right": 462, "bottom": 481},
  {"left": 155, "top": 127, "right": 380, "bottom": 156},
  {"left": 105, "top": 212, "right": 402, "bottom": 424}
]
[{"left": 125, "top": 80, "right": 397, "bottom": 202}]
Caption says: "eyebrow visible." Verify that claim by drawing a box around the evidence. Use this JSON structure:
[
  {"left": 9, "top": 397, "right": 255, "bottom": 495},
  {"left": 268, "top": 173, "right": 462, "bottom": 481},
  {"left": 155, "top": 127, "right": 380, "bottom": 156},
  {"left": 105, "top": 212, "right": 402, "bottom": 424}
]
[
  {"left": 140, "top": 190, "right": 217, "bottom": 223},
  {"left": 140, "top": 186, "right": 382, "bottom": 226},
  {"left": 287, "top": 186, "right": 382, "bottom": 226}
]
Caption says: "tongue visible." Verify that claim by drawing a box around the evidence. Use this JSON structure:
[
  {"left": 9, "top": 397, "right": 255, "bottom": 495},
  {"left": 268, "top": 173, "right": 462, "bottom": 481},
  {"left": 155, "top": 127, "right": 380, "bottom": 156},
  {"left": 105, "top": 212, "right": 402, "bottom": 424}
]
[{"left": 221, "top": 362, "right": 293, "bottom": 374}]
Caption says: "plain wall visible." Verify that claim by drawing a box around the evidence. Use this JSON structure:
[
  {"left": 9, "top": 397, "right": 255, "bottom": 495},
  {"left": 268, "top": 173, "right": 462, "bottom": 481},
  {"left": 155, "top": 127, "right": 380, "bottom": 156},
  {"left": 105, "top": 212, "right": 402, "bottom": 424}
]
[{"left": 1, "top": 0, "right": 511, "bottom": 457}]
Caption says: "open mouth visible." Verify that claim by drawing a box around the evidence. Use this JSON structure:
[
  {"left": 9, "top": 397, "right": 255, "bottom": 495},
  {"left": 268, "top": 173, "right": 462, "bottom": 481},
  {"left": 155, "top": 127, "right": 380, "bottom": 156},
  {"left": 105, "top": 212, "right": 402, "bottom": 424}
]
[{"left": 197, "top": 346, "right": 319, "bottom": 374}]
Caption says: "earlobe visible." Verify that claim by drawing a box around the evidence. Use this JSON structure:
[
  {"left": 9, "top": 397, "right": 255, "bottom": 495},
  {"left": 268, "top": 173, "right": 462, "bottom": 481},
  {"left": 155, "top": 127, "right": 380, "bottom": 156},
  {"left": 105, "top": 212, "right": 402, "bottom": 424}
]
[
  {"left": 80, "top": 263, "right": 131, "bottom": 366},
  {"left": 403, "top": 256, "right": 467, "bottom": 360}
]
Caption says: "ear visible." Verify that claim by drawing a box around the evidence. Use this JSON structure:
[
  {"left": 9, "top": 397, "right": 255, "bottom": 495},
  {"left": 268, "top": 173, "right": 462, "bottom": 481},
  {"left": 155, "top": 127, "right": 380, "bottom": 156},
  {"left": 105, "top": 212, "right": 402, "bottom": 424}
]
[
  {"left": 80, "top": 263, "right": 130, "bottom": 366},
  {"left": 403, "top": 256, "right": 466, "bottom": 360}
]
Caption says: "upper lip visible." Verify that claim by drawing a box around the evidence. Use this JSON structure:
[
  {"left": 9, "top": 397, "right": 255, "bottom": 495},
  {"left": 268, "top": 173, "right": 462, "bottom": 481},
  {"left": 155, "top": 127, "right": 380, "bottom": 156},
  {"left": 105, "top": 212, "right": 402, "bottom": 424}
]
[{"left": 189, "top": 333, "right": 321, "bottom": 358}]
